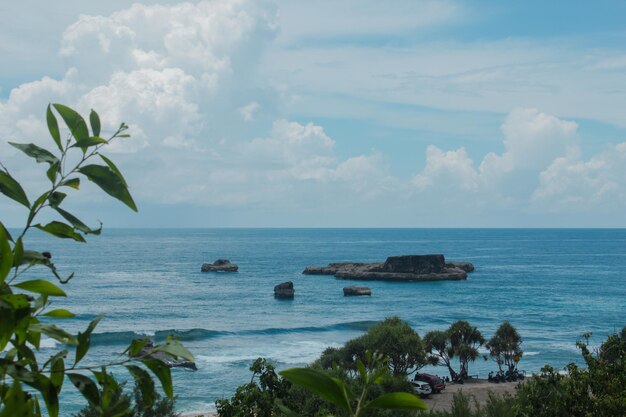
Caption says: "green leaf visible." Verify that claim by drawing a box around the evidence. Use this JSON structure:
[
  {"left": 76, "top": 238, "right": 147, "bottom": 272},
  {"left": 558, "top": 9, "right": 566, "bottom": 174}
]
[
  {"left": 89, "top": 109, "right": 101, "bottom": 137},
  {"left": 43, "top": 309, "right": 75, "bottom": 318},
  {"left": 14, "top": 279, "right": 66, "bottom": 297},
  {"left": 78, "top": 164, "right": 137, "bottom": 212},
  {"left": 47, "top": 104, "right": 63, "bottom": 152},
  {"left": 0, "top": 222, "right": 13, "bottom": 242},
  {"left": 52, "top": 104, "right": 89, "bottom": 142},
  {"left": 0, "top": 226, "right": 13, "bottom": 282},
  {"left": 71, "top": 136, "right": 107, "bottom": 149},
  {"left": 356, "top": 359, "right": 367, "bottom": 382},
  {"left": 61, "top": 178, "right": 80, "bottom": 189},
  {"left": 0, "top": 170, "right": 30, "bottom": 208},
  {"left": 363, "top": 392, "right": 427, "bottom": 411},
  {"left": 48, "top": 192, "right": 66, "bottom": 208},
  {"left": 46, "top": 160, "right": 60, "bottom": 183},
  {"left": 9, "top": 142, "right": 59, "bottom": 166},
  {"left": 30, "top": 324, "right": 78, "bottom": 345},
  {"left": 0, "top": 381, "right": 35, "bottom": 417},
  {"left": 141, "top": 359, "right": 173, "bottom": 399},
  {"left": 100, "top": 154, "right": 128, "bottom": 187},
  {"left": 31, "top": 374, "right": 59, "bottom": 417},
  {"left": 68, "top": 373, "right": 100, "bottom": 405},
  {"left": 0, "top": 294, "right": 31, "bottom": 349},
  {"left": 280, "top": 368, "right": 352, "bottom": 411},
  {"left": 35, "top": 221, "right": 85, "bottom": 242},
  {"left": 153, "top": 337, "right": 195, "bottom": 362},
  {"left": 75, "top": 314, "right": 103, "bottom": 366},
  {"left": 50, "top": 356, "right": 65, "bottom": 392},
  {"left": 13, "top": 237, "right": 24, "bottom": 268},
  {"left": 126, "top": 365, "right": 155, "bottom": 409},
  {"left": 126, "top": 338, "right": 149, "bottom": 357},
  {"left": 55, "top": 207, "right": 102, "bottom": 235}
]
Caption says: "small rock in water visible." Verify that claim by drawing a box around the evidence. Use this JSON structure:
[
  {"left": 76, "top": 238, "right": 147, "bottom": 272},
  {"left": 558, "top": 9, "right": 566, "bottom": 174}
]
[
  {"left": 201, "top": 259, "right": 238, "bottom": 272},
  {"left": 343, "top": 286, "right": 372, "bottom": 296},
  {"left": 274, "top": 281, "right": 295, "bottom": 299}
]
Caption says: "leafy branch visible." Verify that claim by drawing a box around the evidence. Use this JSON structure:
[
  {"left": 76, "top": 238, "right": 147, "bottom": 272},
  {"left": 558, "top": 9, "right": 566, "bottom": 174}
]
[{"left": 0, "top": 104, "right": 191, "bottom": 417}]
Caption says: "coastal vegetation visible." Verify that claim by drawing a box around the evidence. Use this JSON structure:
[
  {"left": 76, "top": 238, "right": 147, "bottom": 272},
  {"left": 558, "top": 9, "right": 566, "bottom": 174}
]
[
  {"left": 0, "top": 105, "right": 191, "bottom": 416},
  {"left": 217, "top": 318, "right": 625, "bottom": 417}
]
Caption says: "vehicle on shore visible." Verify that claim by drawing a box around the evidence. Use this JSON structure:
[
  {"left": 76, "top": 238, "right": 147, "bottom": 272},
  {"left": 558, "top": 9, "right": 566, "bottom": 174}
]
[
  {"left": 411, "top": 380, "right": 433, "bottom": 398},
  {"left": 413, "top": 373, "right": 446, "bottom": 393}
]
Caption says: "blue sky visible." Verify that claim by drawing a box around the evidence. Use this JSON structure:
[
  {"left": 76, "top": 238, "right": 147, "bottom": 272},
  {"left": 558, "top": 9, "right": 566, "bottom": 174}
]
[{"left": 1, "top": 0, "right": 626, "bottom": 227}]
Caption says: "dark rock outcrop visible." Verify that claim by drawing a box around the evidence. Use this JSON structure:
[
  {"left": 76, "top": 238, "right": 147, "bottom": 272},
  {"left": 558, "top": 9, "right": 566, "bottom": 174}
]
[
  {"left": 134, "top": 341, "right": 197, "bottom": 370},
  {"left": 446, "top": 262, "right": 475, "bottom": 272},
  {"left": 304, "top": 254, "right": 473, "bottom": 282},
  {"left": 274, "top": 281, "right": 295, "bottom": 299},
  {"left": 201, "top": 259, "right": 238, "bottom": 272},
  {"left": 343, "top": 286, "right": 372, "bottom": 296}
]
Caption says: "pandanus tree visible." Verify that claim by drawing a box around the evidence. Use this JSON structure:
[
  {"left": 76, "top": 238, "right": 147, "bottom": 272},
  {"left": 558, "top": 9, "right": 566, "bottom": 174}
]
[
  {"left": 486, "top": 321, "right": 523, "bottom": 372},
  {"left": 425, "top": 320, "right": 485, "bottom": 381}
]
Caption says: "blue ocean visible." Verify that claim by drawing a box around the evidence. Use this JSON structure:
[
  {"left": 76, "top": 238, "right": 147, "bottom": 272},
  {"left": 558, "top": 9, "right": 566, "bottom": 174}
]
[{"left": 19, "top": 228, "right": 626, "bottom": 415}]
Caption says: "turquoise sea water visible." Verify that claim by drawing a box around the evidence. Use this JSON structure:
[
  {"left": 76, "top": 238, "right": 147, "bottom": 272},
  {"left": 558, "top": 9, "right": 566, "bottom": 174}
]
[{"left": 17, "top": 228, "right": 626, "bottom": 415}]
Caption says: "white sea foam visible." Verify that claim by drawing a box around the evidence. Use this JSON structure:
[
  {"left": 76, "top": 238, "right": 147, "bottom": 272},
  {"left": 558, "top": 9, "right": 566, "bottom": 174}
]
[
  {"left": 524, "top": 351, "right": 540, "bottom": 356},
  {"left": 39, "top": 338, "right": 58, "bottom": 349}
]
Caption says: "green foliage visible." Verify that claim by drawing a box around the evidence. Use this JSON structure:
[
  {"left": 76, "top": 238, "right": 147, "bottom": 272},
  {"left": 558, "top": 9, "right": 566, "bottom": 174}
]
[
  {"left": 0, "top": 104, "right": 192, "bottom": 416},
  {"left": 425, "top": 321, "right": 484, "bottom": 381},
  {"left": 320, "top": 317, "right": 427, "bottom": 376},
  {"left": 73, "top": 381, "right": 179, "bottom": 417},
  {"left": 280, "top": 351, "right": 427, "bottom": 417},
  {"left": 486, "top": 322, "right": 522, "bottom": 372},
  {"left": 514, "top": 327, "right": 626, "bottom": 417},
  {"left": 215, "top": 358, "right": 290, "bottom": 417}
]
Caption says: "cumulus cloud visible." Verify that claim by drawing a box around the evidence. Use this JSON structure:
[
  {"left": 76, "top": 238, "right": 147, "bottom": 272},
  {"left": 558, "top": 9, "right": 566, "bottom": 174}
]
[
  {"left": 533, "top": 143, "right": 626, "bottom": 209},
  {"left": 0, "top": 0, "right": 389, "bottom": 215},
  {"left": 414, "top": 146, "right": 479, "bottom": 191},
  {"left": 410, "top": 107, "right": 626, "bottom": 217},
  {"left": 1, "top": 0, "right": 625, "bottom": 226}
]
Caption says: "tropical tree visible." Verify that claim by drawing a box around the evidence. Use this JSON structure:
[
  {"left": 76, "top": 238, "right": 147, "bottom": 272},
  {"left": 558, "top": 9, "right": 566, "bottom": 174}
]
[
  {"left": 423, "top": 330, "right": 457, "bottom": 380},
  {"left": 424, "top": 320, "right": 484, "bottom": 381},
  {"left": 0, "top": 104, "right": 192, "bottom": 416},
  {"left": 448, "top": 320, "right": 484, "bottom": 380},
  {"left": 486, "top": 321, "right": 523, "bottom": 372},
  {"left": 319, "top": 317, "right": 427, "bottom": 376}
]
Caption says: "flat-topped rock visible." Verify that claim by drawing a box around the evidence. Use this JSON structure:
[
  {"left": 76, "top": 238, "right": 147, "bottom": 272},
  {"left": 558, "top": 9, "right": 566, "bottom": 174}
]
[
  {"left": 274, "top": 281, "right": 295, "bottom": 299},
  {"left": 304, "top": 255, "right": 473, "bottom": 282},
  {"left": 343, "top": 286, "right": 372, "bottom": 296},
  {"left": 201, "top": 259, "right": 238, "bottom": 272}
]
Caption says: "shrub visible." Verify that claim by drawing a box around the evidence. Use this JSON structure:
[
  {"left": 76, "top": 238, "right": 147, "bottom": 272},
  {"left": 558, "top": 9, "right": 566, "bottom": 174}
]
[
  {"left": 0, "top": 104, "right": 191, "bottom": 416},
  {"left": 320, "top": 317, "right": 427, "bottom": 376}
]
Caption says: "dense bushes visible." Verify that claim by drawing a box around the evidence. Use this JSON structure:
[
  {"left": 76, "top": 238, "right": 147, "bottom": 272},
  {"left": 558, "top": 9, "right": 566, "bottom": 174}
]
[
  {"left": 423, "top": 327, "right": 626, "bottom": 417},
  {"left": 216, "top": 319, "right": 625, "bottom": 417},
  {"left": 74, "top": 382, "right": 178, "bottom": 417},
  {"left": 319, "top": 317, "right": 427, "bottom": 376}
]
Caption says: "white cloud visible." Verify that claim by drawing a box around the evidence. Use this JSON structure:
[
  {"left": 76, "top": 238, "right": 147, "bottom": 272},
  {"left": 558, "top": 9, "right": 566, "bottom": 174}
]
[
  {"left": 239, "top": 101, "right": 260, "bottom": 121},
  {"left": 414, "top": 146, "right": 479, "bottom": 191},
  {"left": 533, "top": 143, "right": 626, "bottom": 209}
]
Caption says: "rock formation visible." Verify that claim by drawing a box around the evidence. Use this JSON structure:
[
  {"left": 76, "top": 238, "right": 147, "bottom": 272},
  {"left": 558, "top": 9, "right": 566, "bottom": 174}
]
[
  {"left": 343, "top": 286, "right": 372, "bottom": 296},
  {"left": 274, "top": 281, "right": 295, "bottom": 299},
  {"left": 304, "top": 254, "right": 473, "bottom": 282},
  {"left": 201, "top": 259, "right": 238, "bottom": 272}
]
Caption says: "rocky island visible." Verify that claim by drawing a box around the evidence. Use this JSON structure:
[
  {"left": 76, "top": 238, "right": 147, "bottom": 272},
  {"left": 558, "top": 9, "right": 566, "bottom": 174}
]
[
  {"left": 303, "top": 254, "right": 474, "bottom": 282},
  {"left": 201, "top": 259, "right": 238, "bottom": 272}
]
